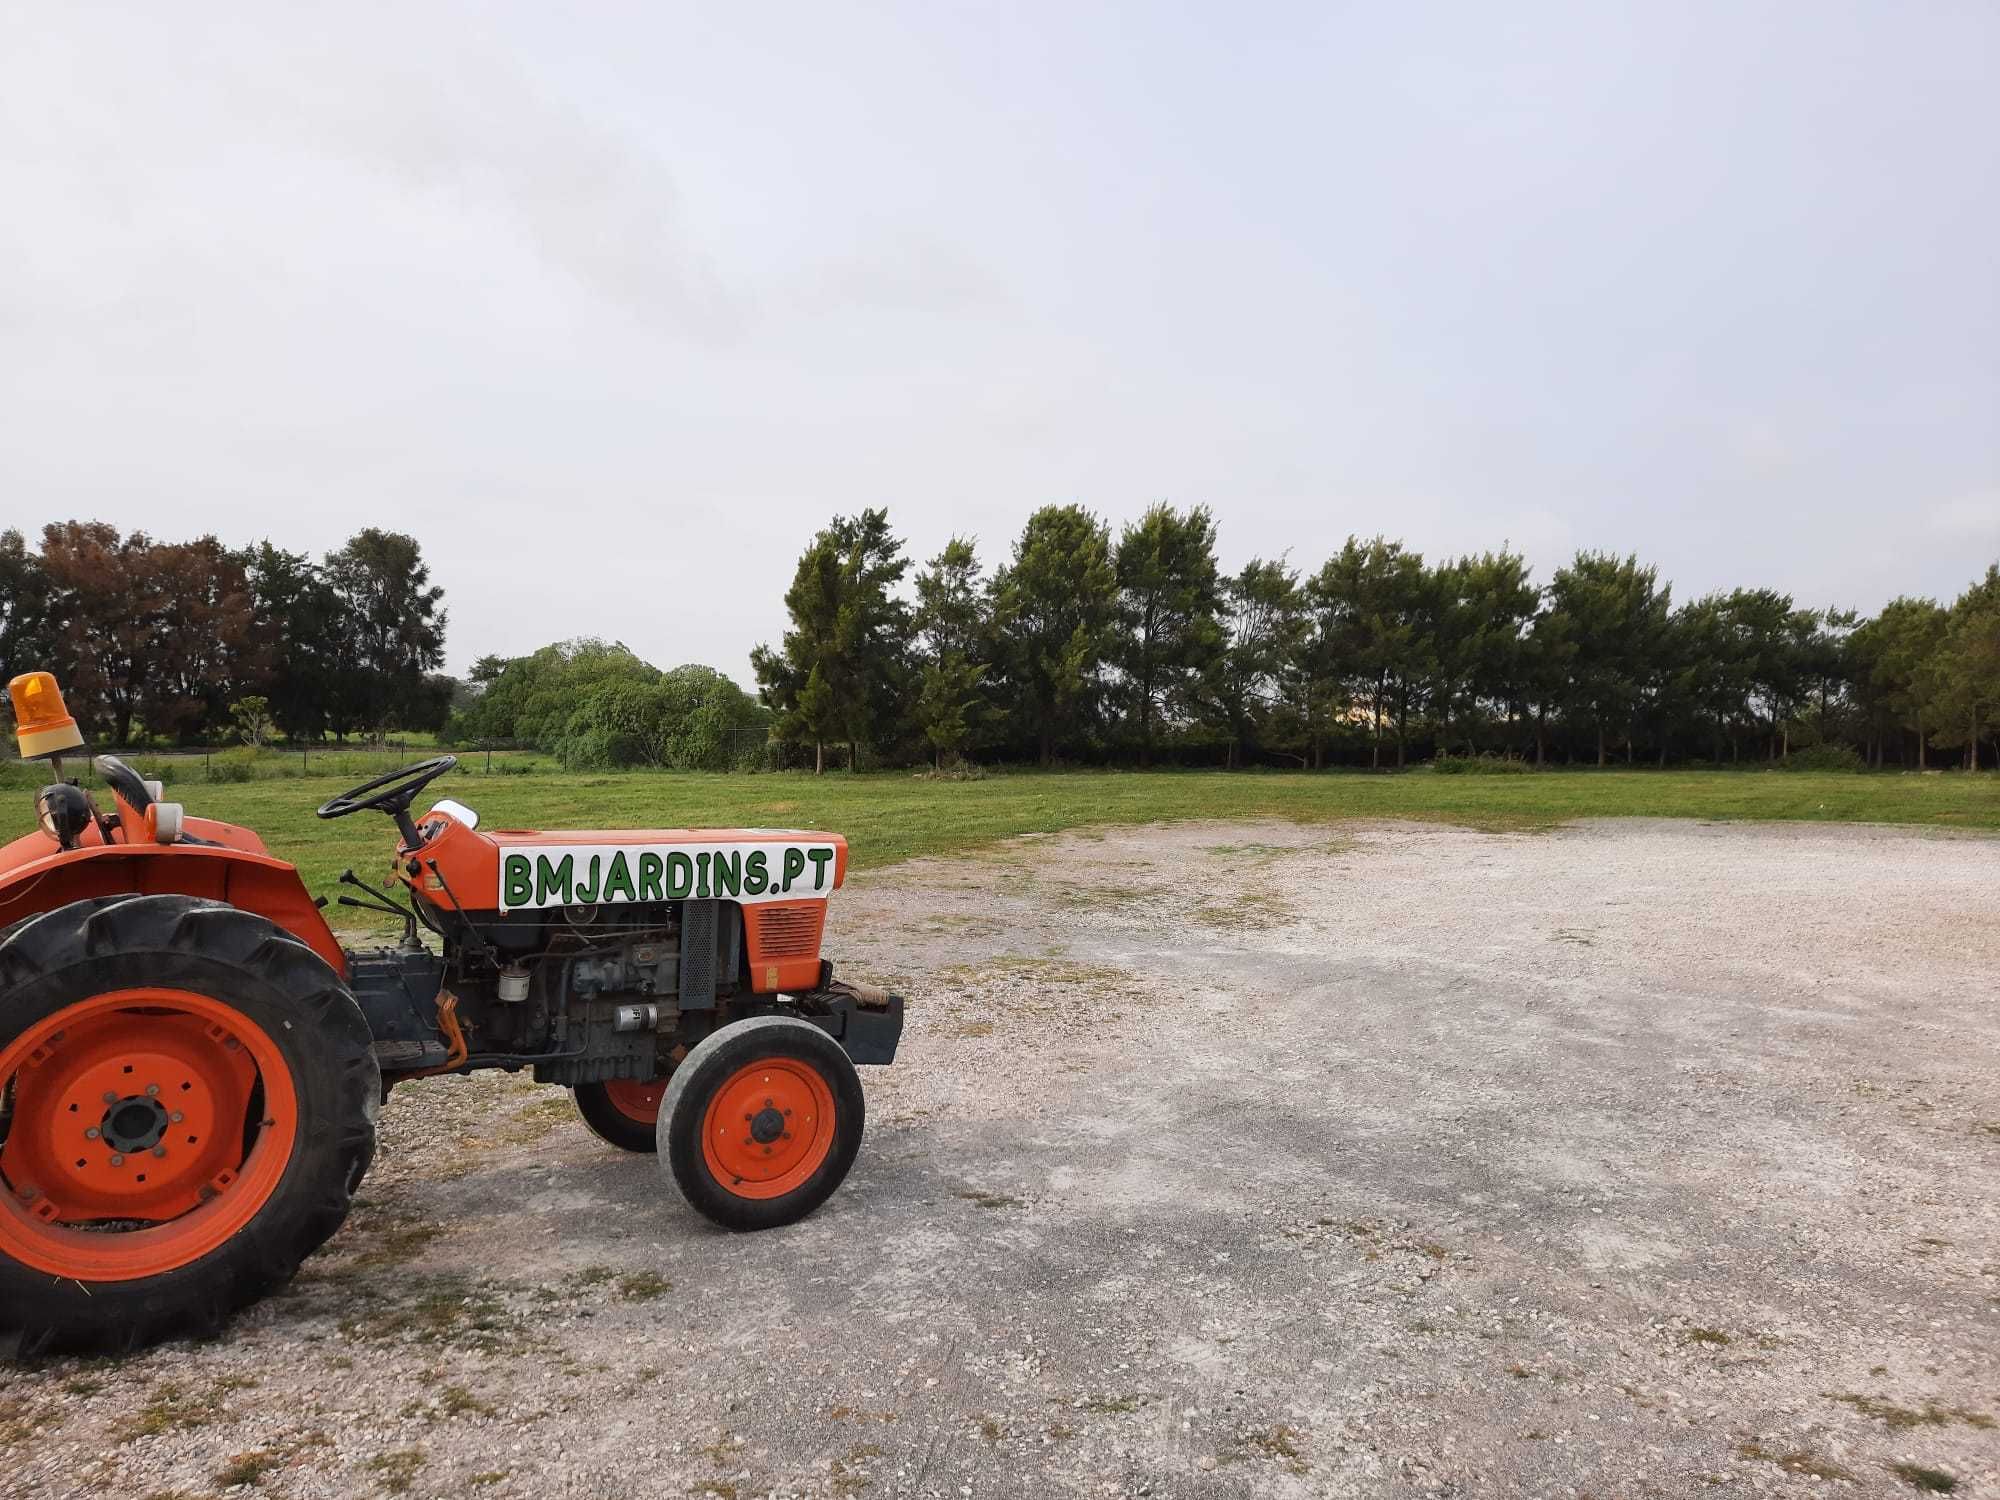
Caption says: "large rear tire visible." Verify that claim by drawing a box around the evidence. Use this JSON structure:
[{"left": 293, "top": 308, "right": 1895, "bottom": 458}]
[
  {"left": 0, "top": 895, "right": 378, "bottom": 1357},
  {"left": 659, "top": 1016, "right": 863, "bottom": 1232},
  {"left": 572, "top": 1076, "right": 671, "bottom": 1154}
]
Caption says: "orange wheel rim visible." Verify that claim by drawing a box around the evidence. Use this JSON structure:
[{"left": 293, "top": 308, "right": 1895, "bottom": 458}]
[
  {"left": 0, "top": 989, "right": 298, "bottom": 1282},
  {"left": 700, "top": 1058, "right": 836, "bottom": 1201},
  {"left": 602, "top": 1077, "right": 667, "bottom": 1124}
]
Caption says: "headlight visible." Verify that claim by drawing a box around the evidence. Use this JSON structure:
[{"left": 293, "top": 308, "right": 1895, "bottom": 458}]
[{"left": 36, "top": 783, "right": 92, "bottom": 849}]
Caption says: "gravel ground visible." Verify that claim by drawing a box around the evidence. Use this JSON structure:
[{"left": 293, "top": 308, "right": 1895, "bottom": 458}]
[{"left": 4, "top": 818, "right": 1997, "bottom": 1499}]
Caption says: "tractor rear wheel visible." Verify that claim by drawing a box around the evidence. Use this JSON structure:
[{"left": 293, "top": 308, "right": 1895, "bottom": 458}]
[
  {"left": 0, "top": 895, "right": 378, "bottom": 1357},
  {"left": 572, "top": 1076, "right": 671, "bottom": 1153},
  {"left": 659, "top": 1016, "right": 863, "bottom": 1232}
]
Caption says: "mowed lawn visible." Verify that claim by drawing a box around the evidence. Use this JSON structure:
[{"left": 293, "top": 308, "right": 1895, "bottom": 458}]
[{"left": 6, "top": 766, "right": 1998, "bottom": 923}]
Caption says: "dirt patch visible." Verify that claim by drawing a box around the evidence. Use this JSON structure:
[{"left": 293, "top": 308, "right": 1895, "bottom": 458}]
[{"left": 5, "top": 818, "right": 1998, "bottom": 1498}]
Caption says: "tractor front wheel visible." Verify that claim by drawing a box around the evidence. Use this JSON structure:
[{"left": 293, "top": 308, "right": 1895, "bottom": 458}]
[
  {"left": 0, "top": 896, "right": 379, "bottom": 1357},
  {"left": 572, "top": 1076, "right": 671, "bottom": 1153},
  {"left": 658, "top": 1016, "right": 863, "bottom": 1232}
]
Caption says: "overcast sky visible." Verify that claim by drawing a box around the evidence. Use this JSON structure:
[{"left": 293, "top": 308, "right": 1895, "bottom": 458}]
[{"left": 3, "top": 2, "right": 1994, "bottom": 681}]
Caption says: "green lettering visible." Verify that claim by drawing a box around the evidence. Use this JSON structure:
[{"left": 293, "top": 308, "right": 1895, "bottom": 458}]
[
  {"left": 743, "top": 850, "right": 768, "bottom": 895},
  {"left": 573, "top": 854, "right": 601, "bottom": 903},
  {"left": 806, "top": 847, "right": 834, "bottom": 891},
  {"left": 781, "top": 847, "right": 806, "bottom": 892},
  {"left": 638, "top": 853, "right": 664, "bottom": 902},
  {"left": 665, "top": 852, "right": 694, "bottom": 900},
  {"left": 695, "top": 850, "right": 711, "bottom": 898},
  {"left": 503, "top": 854, "right": 533, "bottom": 909},
  {"left": 601, "top": 851, "right": 636, "bottom": 904},
  {"left": 536, "top": 854, "right": 574, "bottom": 907},
  {"left": 711, "top": 849, "right": 741, "bottom": 897}
]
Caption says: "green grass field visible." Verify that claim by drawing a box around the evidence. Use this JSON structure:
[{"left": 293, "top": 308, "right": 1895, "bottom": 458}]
[{"left": 5, "top": 765, "right": 1997, "bottom": 927}]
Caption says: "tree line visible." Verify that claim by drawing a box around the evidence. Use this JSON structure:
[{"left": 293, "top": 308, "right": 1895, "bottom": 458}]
[
  {"left": 0, "top": 523, "right": 450, "bottom": 745},
  {"left": 753, "top": 504, "right": 2000, "bottom": 772}
]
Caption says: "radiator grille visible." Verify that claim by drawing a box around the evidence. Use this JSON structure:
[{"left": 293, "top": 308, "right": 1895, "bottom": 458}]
[{"left": 755, "top": 903, "right": 824, "bottom": 957}]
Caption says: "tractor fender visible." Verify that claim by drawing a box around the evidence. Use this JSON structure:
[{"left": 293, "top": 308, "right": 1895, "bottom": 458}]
[{"left": 0, "top": 835, "right": 345, "bottom": 976}]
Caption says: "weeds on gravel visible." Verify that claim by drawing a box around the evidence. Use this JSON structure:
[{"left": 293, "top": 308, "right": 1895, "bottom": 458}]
[
  {"left": 618, "top": 1271, "right": 673, "bottom": 1301},
  {"left": 116, "top": 1377, "right": 252, "bottom": 1442},
  {"left": 832, "top": 1442, "right": 884, "bottom": 1497},
  {"left": 1681, "top": 1327, "right": 1732, "bottom": 1347},
  {"left": 1079, "top": 1393, "right": 1145, "bottom": 1414},
  {"left": 493, "top": 1095, "right": 577, "bottom": 1145},
  {"left": 337, "top": 1202, "right": 448, "bottom": 1272},
  {"left": 215, "top": 1447, "right": 286, "bottom": 1487},
  {"left": 1735, "top": 1442, "right": 1854, "bottom": 1481},
  {"left": 1219, "top": 1423, "right": 1309, "bottom": 1475},
  {"left": 335, "top": 1274, "right": 537, "bottom": 1355},
  {"left": 366, "top": 1448, "right": 427, "bottom": 1494},
  {"left": 1890, "top": 1462, "right": 1959, "bottom": 1493},
  {"left": 0, "top": 1397, "right": 58, "bottom": 1446},
  {"left": 1828, "top": 1393, "right": 1995, "bottom": 1430},
  {"left": 1192, "top": 889, "right": 1295, "bottom": 930}
]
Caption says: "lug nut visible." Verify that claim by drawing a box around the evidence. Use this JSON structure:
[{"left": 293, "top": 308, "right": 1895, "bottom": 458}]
[
  {"left": 152, "top": 1147, "right": 167, "bottom": 1159},
  {"left": 145, "top": 1083, "right": 160, "bottom": 1096},
  {"left": 102, "top": 1091, "right": 117, "bottom": 1104},
  {"left": 108, "top": 1154, "right": 125, "bottom": 1167},
  {"left": 170, "top": 1111, "right": 184, "bottom": 1123},
  {"left": 84, "top": 1127, "right": 100, "bottom": 1140}
]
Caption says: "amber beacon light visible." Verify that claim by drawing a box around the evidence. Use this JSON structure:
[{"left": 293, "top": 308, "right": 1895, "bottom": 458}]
[{"left": 9, "top": 671, "right": 85, "bottom": 760}]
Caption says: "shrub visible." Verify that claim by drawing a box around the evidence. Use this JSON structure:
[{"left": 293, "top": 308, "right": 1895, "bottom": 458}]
[
  {"left": 1432, "top": 752, "right": 1533, "bottom": 775},
  {"left": 911, "top": 761, "right": 991, "bottom": 782},
  {"left": 1783, "top": 744, "right": 1865, "bottom": 772},
  {"left": 206, "top": 748, "right": 261, "bottom": 783}
]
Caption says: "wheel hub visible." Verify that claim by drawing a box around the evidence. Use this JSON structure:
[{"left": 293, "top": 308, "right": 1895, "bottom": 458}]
[
  {"left": 749, "top": 1105, "right": 786, "bottom": 1144},
  {"left": 101, "top": 1095, "right": 169, "bottom": 1153}
]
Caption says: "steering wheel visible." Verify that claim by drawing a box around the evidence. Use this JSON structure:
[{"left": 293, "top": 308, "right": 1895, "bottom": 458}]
[{"left": 316, "top": 758, "right": 458, "bottom": 843}]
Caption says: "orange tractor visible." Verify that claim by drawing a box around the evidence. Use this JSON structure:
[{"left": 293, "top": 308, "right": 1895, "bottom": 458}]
[{"left": 0, "top": 672, "right": 902, "bottom": 1356}]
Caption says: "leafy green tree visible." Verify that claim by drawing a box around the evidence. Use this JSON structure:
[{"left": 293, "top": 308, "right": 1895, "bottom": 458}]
[
  {"left": 230, "top": 696, "right": 274, "bottom": 746},
  {"left": 990, "top": 505, "right": 1117, "bottom": 765},
  {"left": 324, "top": 529, "right": 448, "bottom": 738},
  {"left": 1861, "top": 597, "right": 1949, "bottom": 767},
  {"left": 1112, "top": 504, "right": 1223, "bottom": 765},
  {"left": 1194, "top": 559, "right": 1303, "bottom": 768},
  {"left": 915, "top": 654, "right": 988, "bottom": 769},
  {"left": 1926, "top": 566, "right": 2000, "bottom": 769},
  {"left": 245, "top": 543, "right": 346, "bottom": 741},
  {"left": 1545, "top": 552, "right": 1671, "bottom": 765},
  {"left": 1308, "top": 537, "right": 1426, "bottom": 768},
  {"left": 913, "top": 537, "right": 988, "bottom": 663},
  {"left": 752, "top": 508, "right": 911, "bottom": 772},
  {"left": 1286, "top": 577, "right": 1350, "bottom": 770},
  {"left": 912, "top": 537, "right": 992, "bottom": 767},
  {"left": 1450, "top": 549, "right": 1540, "bottom": 756}
]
